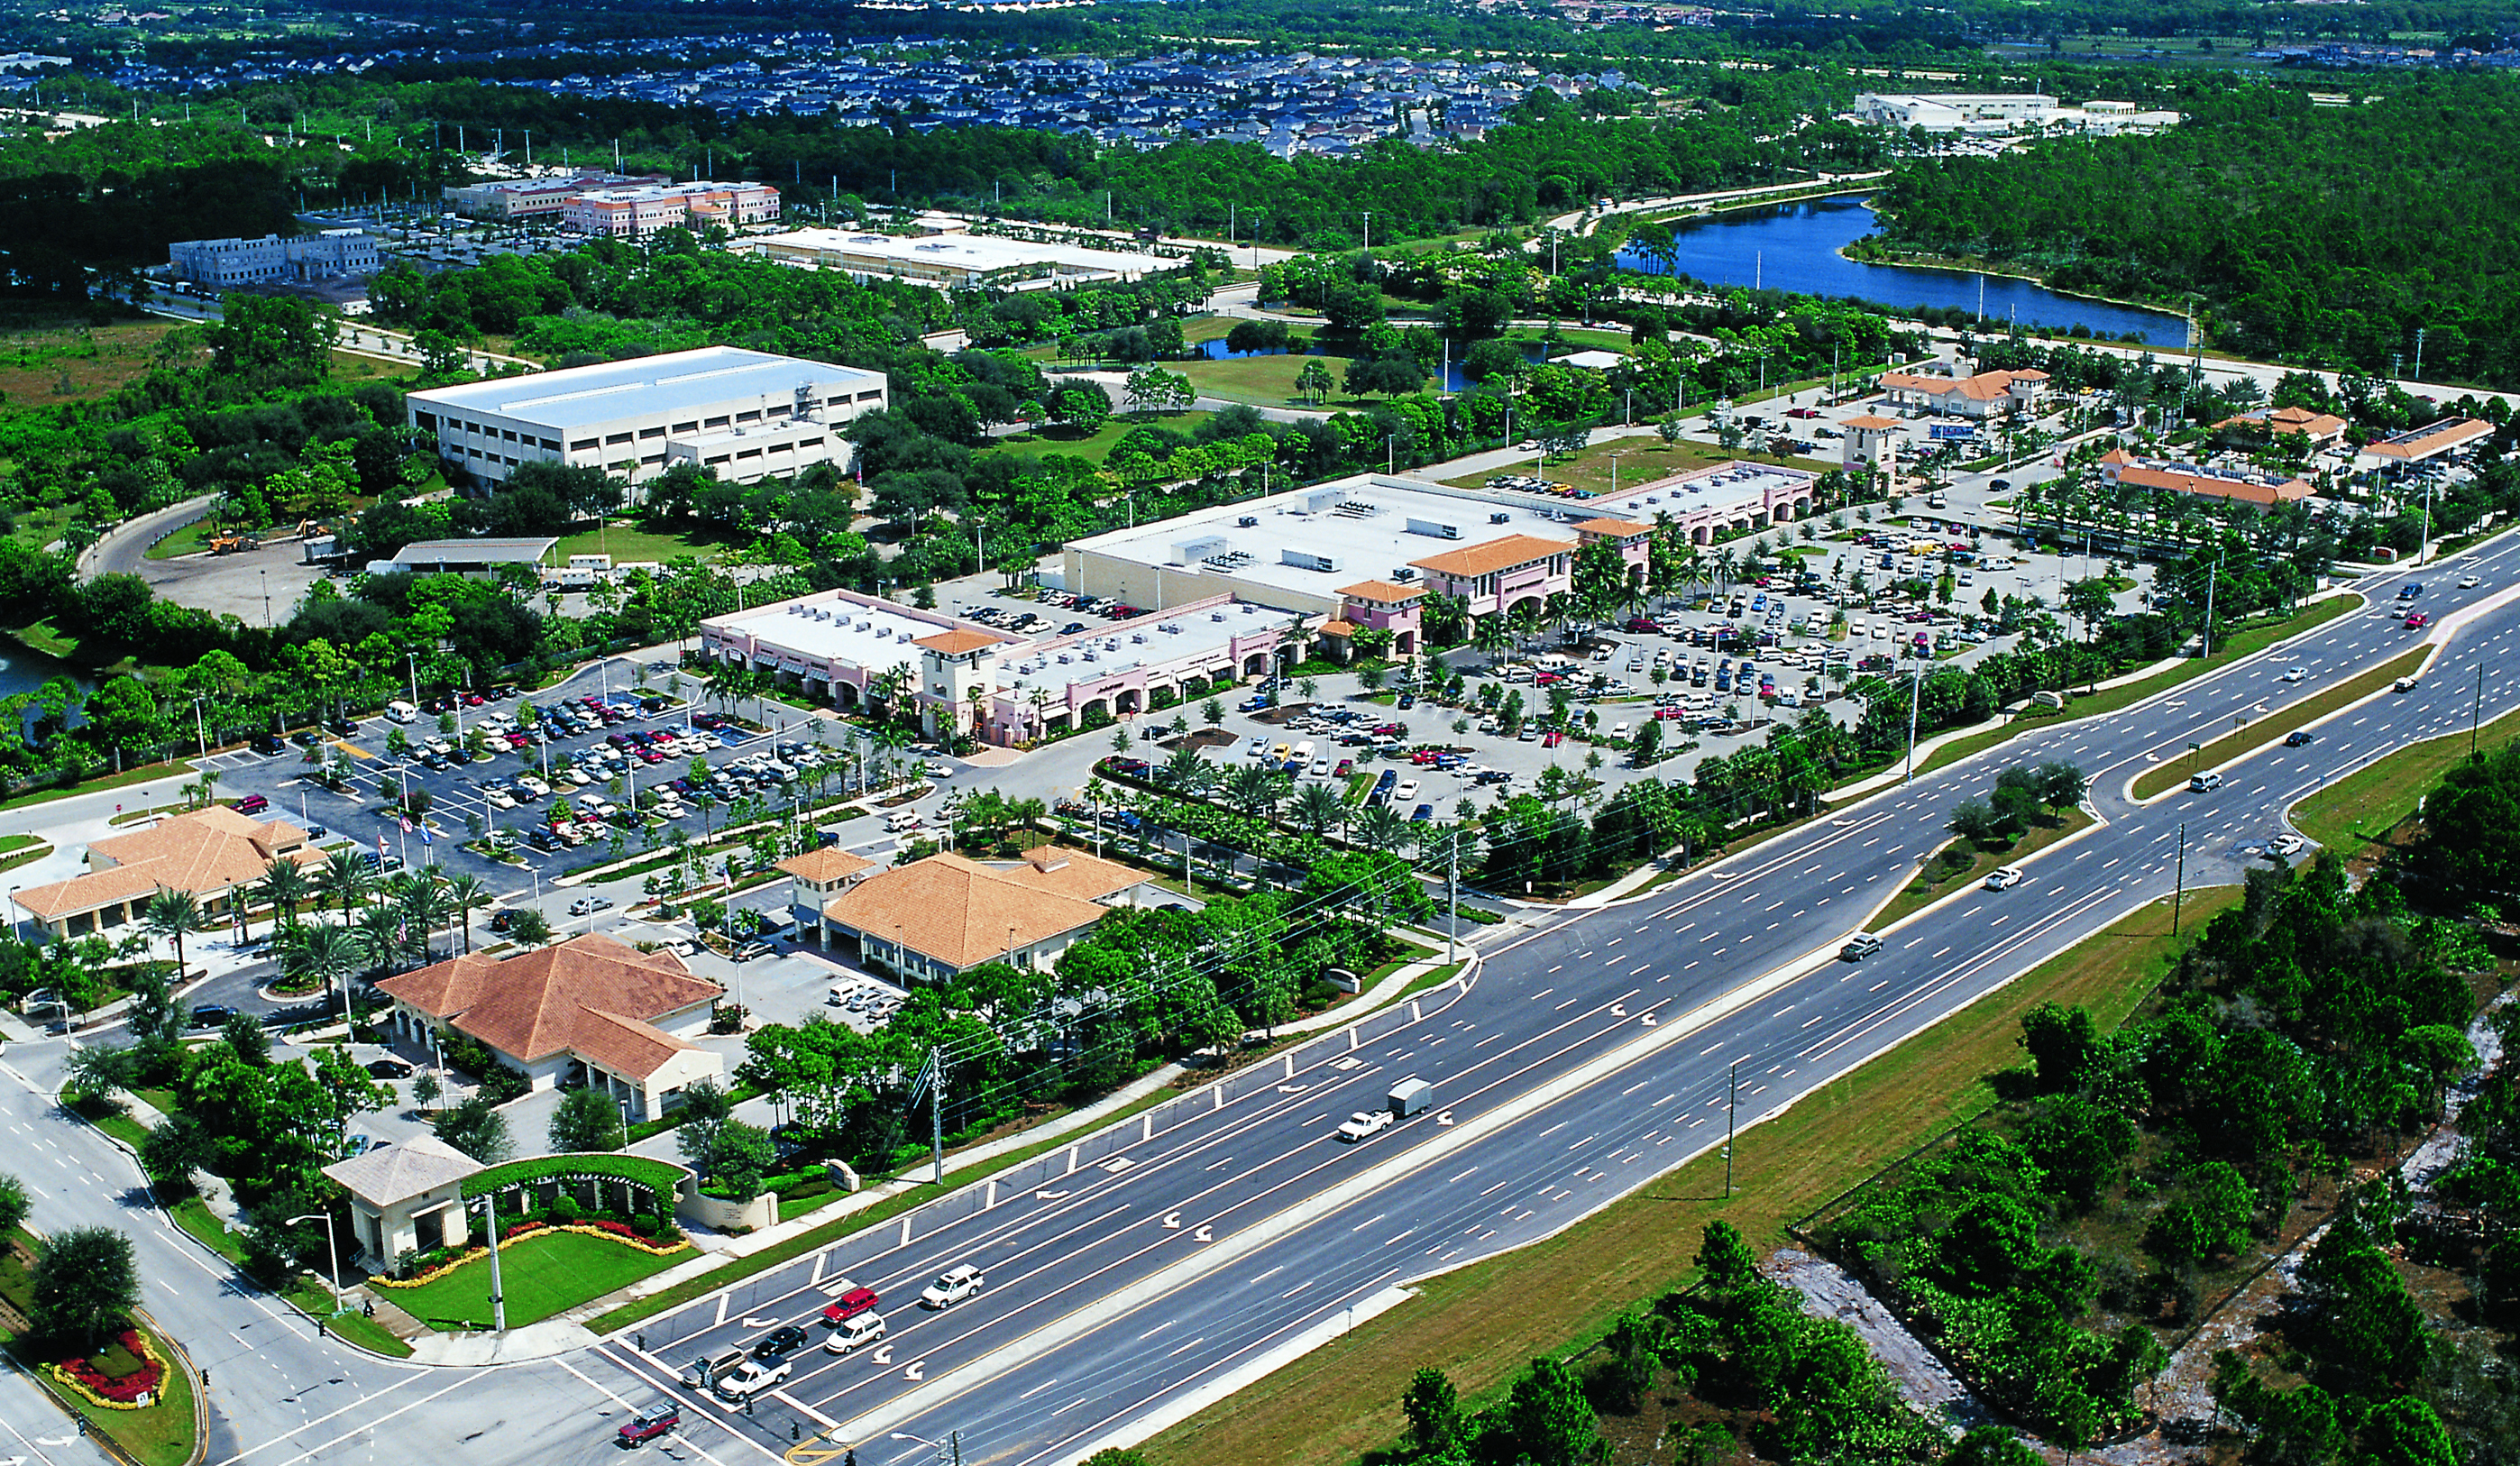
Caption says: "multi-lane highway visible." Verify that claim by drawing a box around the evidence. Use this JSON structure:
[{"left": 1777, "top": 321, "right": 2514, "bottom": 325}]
[
  {"left": 529, "top": 543, "right": 2520, "bottom": 1466},
  {"left": 8, "top": 543, "right": 2518, "bottom": 1466}
]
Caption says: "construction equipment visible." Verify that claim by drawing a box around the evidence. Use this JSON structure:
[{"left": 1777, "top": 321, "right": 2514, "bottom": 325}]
[{"left": 206, "top": 532, "right": 262, "bottom": 554}]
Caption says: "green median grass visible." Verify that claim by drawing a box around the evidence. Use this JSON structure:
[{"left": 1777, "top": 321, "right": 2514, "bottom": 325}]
[
  {"left": 1143, "top": 885, "right": 2242, "bottom": 1466},
  {"left": 1914, "top": 594, "right": 2361, "bottom": 779},
  {"left": 1865, "top": 806, "right": 2093, "bottom": 933},
  {"left": 2129, "top": 647, "right": 2425, "bottom": 801},
  {"left": 2290, "top": 685, "right": 2520, "bottom": 857}
]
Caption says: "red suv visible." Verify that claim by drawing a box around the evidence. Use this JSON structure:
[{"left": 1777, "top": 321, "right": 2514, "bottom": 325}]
[{"left": 822, "top": 1286, "right": 880, "bottom": 1324}]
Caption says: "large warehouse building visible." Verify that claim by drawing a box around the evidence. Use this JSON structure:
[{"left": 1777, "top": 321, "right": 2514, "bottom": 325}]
[
  {"left": 738, "top": 224, "right": 1162, "bottom": 291},
  {"left": 405, "top": 346, "right": 889, "bottom": 490}
]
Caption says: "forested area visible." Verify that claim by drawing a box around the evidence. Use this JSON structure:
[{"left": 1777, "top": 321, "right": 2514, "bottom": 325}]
[{"left": 1871, "top": 76, "right": 2520, "bottom": 388}]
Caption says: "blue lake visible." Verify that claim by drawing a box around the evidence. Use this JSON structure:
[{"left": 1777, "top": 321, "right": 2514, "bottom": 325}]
[
  {"left": 0, "top": 641, "right": 82, "bottom": 702},
  {"left": 1612, "top": 193, "right": 2190, "bottom": 345}
]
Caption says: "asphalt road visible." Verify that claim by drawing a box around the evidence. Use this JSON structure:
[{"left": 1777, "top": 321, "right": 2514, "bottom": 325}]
[
  {"left": 7, "top": 548, "right": 2509, "bottom": 1466},
  {"left": 540, "top": 546, "right": 2520, "bottom": 1466}
]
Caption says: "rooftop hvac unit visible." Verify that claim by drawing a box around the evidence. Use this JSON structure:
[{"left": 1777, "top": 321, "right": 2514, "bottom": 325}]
[
  {"left": 1212, "top": 610, "right": 1227, "bottom": 621},
  {"left": 1303, "top": 489, "right": 1343, "bottom": 513},
  {"left": 1238, "top": 516, "right": 1259, "bottom": 527},
  {"left": 1081, "top": 651, "right": 1098, "bottom": 662},
  {"left": 1282, "top": 549, "right": 1342, "bottom": 573},
  {"left": 1132, "top": 633, "right": 1147, "bottom": 644},
  {"left": 1490, "top": 512, "right": 1511, "bottom": 524},
  {"left": 1172, "top": 535, "right": 1230, "bottom": 566},
  {"left": 1392, "top": 566, "right": 1419, "bottom": 581},
  {"left": 1407, "top": 518, "right": 1462, "bottom": 540}
]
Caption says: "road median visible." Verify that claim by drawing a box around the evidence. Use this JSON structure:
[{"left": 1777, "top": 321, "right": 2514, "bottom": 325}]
[{"left": 2129, "top": 647, "right": 2424, "bottom": 801}]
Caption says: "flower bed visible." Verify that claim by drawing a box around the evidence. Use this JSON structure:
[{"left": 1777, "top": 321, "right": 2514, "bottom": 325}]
[{"left": 50, "top": 1328, "right": 165, "bottom": 1410}]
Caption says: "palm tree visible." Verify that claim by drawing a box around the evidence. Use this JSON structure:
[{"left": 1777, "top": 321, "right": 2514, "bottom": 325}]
[
  {"left": 400, "top": 878, "right": 450, "bottom": 965},
  {"left": 1353, "top": 802, "right": 1408, "bottom": 857},
  {"left": 1223, "top": 763, "right": 1281, "bottom": 825},
  {"left": 256, "top": 857, "right": 311, "bottom": 939},
  {"left": 354, "top": 903, "right": 407, "bottom": 975},
  {"left": 1471, "top": 614, "right": 1515, "bottom": 664},
  {"left": 1292, "top": 783, "right": 1344, "bottom": 838},
  {"left": 316, "top": 848, "right": 375, "bottom": 923},
  {"left": 141, "top": 890, "right": 210, "bottom": 978},
  {"left": 442, "top": 873, "right": 490, "bottom": 955},
  {"left": 286, "top": 921, "right": 361, "bottom": 1025}
]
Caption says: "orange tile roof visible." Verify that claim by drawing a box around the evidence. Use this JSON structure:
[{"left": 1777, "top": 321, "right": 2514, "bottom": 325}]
[
  {"left": 1408, "top": 534, "right": 1574, "bottom": 580},
  {"left": 2113, "top": 464, "right": 2314, "bottom": 505},
  {"left": 822, "top": 851, "right": 1120, "bottom": 970},
  {"left": 1843, "top": 414, "right": 1903, "bottom": 429},
  {"left": 1879, "top": 368, "right": 2041, "bottom": 401},
  {"left": 2213, "top": 407, "right": 2348, "bottom": 442},
  {"left": 1573, "top": 517, "right": 1653, "bottom": 537},
  {"left": 2366, "top": 418, "right": 2492, "bottom": 460},
  {"left": 914, "top": 629, "right": 1003, "bottom": 655},
  {"left": 1318, "top": 618, "right": 1358, "bottom": 637},
  {"left": 776, "top": 847, "right": 875, "bottom": 884},
  {"left": 1337, "top": 580, "right": 1425, "bottom": 604},
  {"left": 14, "top": 806, "right": 319, "bottom": 919},
  {"left": 999, "top": 844, "right": 1149, "bottom": 902},
  {"left": 376, "top": 932, "right": 722, "bottom": 1078}
]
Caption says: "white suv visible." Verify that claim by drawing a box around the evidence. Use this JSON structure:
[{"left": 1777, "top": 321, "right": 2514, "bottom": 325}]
[{"left": 920, "top": 1264, "right": 985, "bottom": 1309}]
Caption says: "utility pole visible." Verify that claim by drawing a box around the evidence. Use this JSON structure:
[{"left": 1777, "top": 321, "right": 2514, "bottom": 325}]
[
  {"left": 2470, "top": 664, "right": 2489, "bottom": 760},
  {"left": 481, "top": 1187, "right": 508, "bottom": 1331},
  {"left": 2172, "top": 822, "right": 2187, "bottom": 935},
  {"left": 2198, "top": 547, "right": 2224, "bottom": 658},
  {"left": 1725, "top": 1061, "right": 1738, "bottom": 1198},
  {"left": 1902, "top": 661, "right": 1925, "bottom": 783},
  {"left": 1446, "top": 829, "right": 1460, "bottom": 967}
]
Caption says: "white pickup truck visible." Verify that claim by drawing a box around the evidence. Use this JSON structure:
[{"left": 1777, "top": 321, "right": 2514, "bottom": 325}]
[
  {"left": 712, "top": 1359, "right": 792, "bottom": 1401},
  {"left": 1335, "top": 1109, "right": 1395, "bottom": 1142}
]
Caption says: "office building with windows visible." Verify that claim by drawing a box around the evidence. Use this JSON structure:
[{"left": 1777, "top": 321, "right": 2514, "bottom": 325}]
[{"left": 403, "top": 346, "right": 888, "bottom": 489}]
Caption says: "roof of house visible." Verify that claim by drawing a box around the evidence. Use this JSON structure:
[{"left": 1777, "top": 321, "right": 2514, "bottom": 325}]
[
  {"left": 14, "top": 806, "right": 317, "bottom": 920},
  {"left": 320, "top": 1133, "right": 482, "bottom": 1207},
  {"left": 1572, "top": 516, "right": 1653, "bottom": 537},
  {"left": 375, "top": 933, "right": 722, "bottom": 1078},
  {"left": 776, "top": 847, "right": 876, "bottom": 884},
  {"left": 1337, "top": 580, "right": 1425, "bottom": 604},
  {"left": 821, "top": 850, "right": 1123, "bottom": 970},
  {"left": 2110, "top": 460, "right": 2314, "bottom": 505},
  {"left": 1407, "top": 533, "right": 1575, "bottom": 580},
  {"left": 998, "top": 844, "right": 1146, "bottom": 902},
  {"left": 1843, "top": 414, "right": 1903, "bottom": 429},
  {"left": 1318, "top": 618, "right": 1358, "bottom": 637},
  {"left": 913, "top": 629, "right": 1002, "bottom": 655}
]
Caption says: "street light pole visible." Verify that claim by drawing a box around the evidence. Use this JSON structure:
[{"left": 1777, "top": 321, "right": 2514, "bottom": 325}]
[
  {"left": 475, "top": 1188, "right": 509, "bottom": 1331},
  {"left": 287, "top": 1212, "right": 344, "bottom": 1315}
]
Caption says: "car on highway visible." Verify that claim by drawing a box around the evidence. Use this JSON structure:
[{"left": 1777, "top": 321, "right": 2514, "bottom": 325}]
[
  {"left": 617, "top": 1406, "right": 681, "bottom": 1447},
  {"left": 2284, "top": 730, "right": 2317, "bottom": 747},
  {"left": 1984, "top": 866, "right": 2024, "bottom": 890},
  {"left": 2280, "top": 666, "right": 2307, "bottom": 682},
  {"left": 750, "top": 1324, "right": 810, "bottom": 1361},
  {"left": 2396, "top": 676, "right": 2422, "bottom": 693},
  {"left": 2406, "top": 611, "right": 2430, "bottom": 629},
  {"left": 2189, "top": 771, "right": 2224, "bottom": 793},
  {"left": 2400, "top": 582, "right": 2424, "bottom": 599},
  {"left": 1336, "top": 1109, "right": 1396, "bottom": 1141},
  {"left": 920, "top": 1264, "right": 985, "bottom": 1309},
  {"left": 821, "top": 1286, "right": 880, "bottom": 1324},
  {"left": 2461, "top": 575, "right": 2483, "bottom": 589},
  {"left": 823, "top": 1311, "right": 887, "bottom": 1354},
  {"left": 1838, "top": 933, "right": 1883, "bottom": 961}
]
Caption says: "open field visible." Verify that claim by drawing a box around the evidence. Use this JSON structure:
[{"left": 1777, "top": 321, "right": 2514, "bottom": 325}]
[
  {"left": 1145, "top": 884, "right": 2243, "bottom": 1466},
  {"left": 1443, "top": 434, "right": 1810, "bottom": 499},
  {"left": 552, "top": 522, "right": 745, "bottom": 566},
  {"left": 0, "top": 316, "right": 188, "bottom": 406},
  {"left": 985, "top": 410, "right": 1216, "bottom": 466}
]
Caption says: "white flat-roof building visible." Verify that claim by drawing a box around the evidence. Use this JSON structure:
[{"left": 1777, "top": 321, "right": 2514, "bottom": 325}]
[
  {"left": 738, "top": 225, "right": 1163, "bottom": 292},
  {"left": 1852, "top": 91, "right": 2177, "bottom": 135},
  {"left": 404, "top": 346, "right": 888, "bottom": 490},
  {"left": 168, "top": 229, "right": 379, "bottom": 286}
]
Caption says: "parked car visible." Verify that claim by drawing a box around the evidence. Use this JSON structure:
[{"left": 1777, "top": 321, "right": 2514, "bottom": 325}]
[
  {"left": 364, "top": 1058, "right": 413, "bottom": 1079},
  {"left": 567, "top": 896, "right": 614, "bottom": 916}
]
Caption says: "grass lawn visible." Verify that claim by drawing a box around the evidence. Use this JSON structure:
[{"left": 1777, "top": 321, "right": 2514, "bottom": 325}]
[
  {"left": 0, "top": 317, "right": 188, "bottom": 407},
  {"left": 3, "top": 502, "right": 77, "bottom": 551},
  {"left": 1443, "top": 435, "right": 1810, "bottom": 499},
  {"left": 390, "top": 1230, "right": 687, "bottom": 1332},
  {"left": 1142, "top": 884, "right": 2243, "bottom": 1466},
  {"left": 1865, "top": 806, "right": 2094, "bottom": 931},
  {"left": 983, "top": 410, "right": 1215, "bottom": 468},
  {"left": 1171, "top": 353, "right": 1360, "bottom": 411},
  {"left": 2291, "top": 692, "right": 2520, "bottom": 858},
  {"left": 1914, "top": 595, "right": 2361, "bottom": 778},
  {"left": 0, "top": 756, "right": 197, "bottom": 814},
  {"left": 0, "top": 1226, "right": 197, "bottom": 1466},
  {"left": 552, "top": 522, "right": 742, "bottom": 566},
  {"left": 2129, "top": 647, "right": 2425, "bottom": 801}
]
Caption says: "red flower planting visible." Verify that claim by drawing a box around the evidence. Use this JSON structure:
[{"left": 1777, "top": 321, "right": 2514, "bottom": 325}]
[{"left": 55, "top": 1331, "right": 164, "bottom": 1406}]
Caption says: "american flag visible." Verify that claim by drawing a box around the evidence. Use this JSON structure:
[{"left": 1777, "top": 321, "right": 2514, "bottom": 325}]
[{"left": 376, "top": 830, "right": 389, "bottom": 861}]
